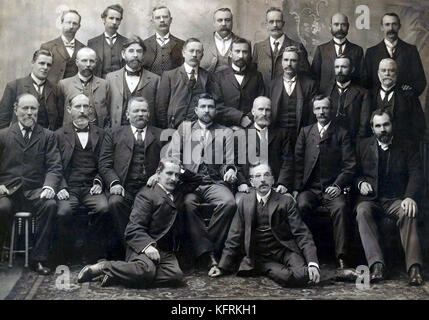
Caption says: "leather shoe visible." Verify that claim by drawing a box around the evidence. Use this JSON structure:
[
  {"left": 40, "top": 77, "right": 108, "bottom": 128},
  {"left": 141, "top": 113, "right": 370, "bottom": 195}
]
[
  {"left": 77, "top": 263, "right": 104, "bottom": 283},
  {"left": 338, "top": 258, "right": 347, "bottom": 269},
  {"left": 409, "top": 265, "right": 424, "bottom": 286},
  {"left": 32, "top": 262, "right": 51, "bottom": 275},
  {"left": 370, "top": 262, "right": 384, "bottom": 283}
]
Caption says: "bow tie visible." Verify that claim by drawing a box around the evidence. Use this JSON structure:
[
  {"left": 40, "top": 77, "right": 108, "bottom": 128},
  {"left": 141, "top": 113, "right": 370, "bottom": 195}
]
[
  {"left": 333, "top": 41, "right": 346, "bottom": 46},
  {"left": 233, "top": 68, "right": 246, "bottom": 76},
  {"left": 381, "top": 87, "right": 395, "bottom": 95},
  {"left": 126, "top": 70, "right": 141, "bottom": 77},
  {"left": 74, "top": 125, "right": 89, "bottom": 133},
  {"left": 22, "top": 125, "right": 32, "bottom": 132},
  {"left": 64, "top": 43, "right": 75, "bottom": 48}
]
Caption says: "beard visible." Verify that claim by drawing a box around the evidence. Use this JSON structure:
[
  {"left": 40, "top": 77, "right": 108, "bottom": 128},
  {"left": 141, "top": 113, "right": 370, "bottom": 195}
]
[
  {"left": 376, "top": 131, "right": 392, "bottom": 143},
  {"left": 126, "top": 59, "right": 142, "bottom": 70},
  {"left": 332, "top": 30, "right": 347, "bottom": 39},
  {"left": 336, "top": 74, "right": 350, "bottom": 83}
]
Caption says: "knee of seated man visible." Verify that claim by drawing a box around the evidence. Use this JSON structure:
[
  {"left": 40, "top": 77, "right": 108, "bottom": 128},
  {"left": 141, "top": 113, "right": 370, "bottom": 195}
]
[
  {"left": 135, "top": 258, "right": 157, "bottom": 283},
  {"left": 356, "top": 202, "right": 373, "bottom": 221},
  {"left": 56, "top": 201, "right": 73, "bottom": 218},
  {"left": 44, "top": 199, "right": 58, "bottom": 211}
]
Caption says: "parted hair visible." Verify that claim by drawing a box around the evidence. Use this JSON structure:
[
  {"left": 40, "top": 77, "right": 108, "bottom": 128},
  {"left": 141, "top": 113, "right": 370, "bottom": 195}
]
[
  {"left": 156, "top": 157, "right": 183, "bottom": 173},
  {"left": 101, "top": 4, "right": 124, "bottom": 19},
  {"left": 61, "top": 9, "right": 81, "bottom": 24},
  {"left": 311, "top": 94, "right": 332, "bottom": 108},
  {"left": 370, "top": 108, "right": 393, "bottom": 127},
  {"left": 122, "top": 35, "right": 146, "bottom": 52},
  {"left": 32, "top": 49, "right": 53, "bottom": 63}
]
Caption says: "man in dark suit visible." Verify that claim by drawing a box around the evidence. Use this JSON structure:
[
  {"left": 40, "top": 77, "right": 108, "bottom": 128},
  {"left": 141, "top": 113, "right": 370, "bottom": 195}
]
[
  {"left": 267, "top": 46, "right": 317, "bottom": 149},
  {"left": 0, "top": 93, "right": 62, "bottom": 275},
  {"left": 253, "top": 7, "right": 310, "bottom": 86},
  {"left": 0, "top": 49, "right": 60, "bottom": 130},
  {"left": 209, "top": 163, "right": 320, "bottom": 287},
  {"left": 363, "top": 13, "right": 426, "bottom": 97},
  {"left": 370, "top": 58, "right": 426, "bottom": 145},
  {"left": 99, "top": 96, "right": 163, "bottom": 257},
  {"left": 323, "top": 54, "right": 371, "bottom": 145},
  {"left": 77, "top": 158, "right": 201, "bottom": 288},
  {"left": 355, "top": 109, "right": 424, "bottom": 286},
  {"left": 87, "top": 4, "right": 128, "bottom": 78},
  {"left": 143, "top": 5, "right": 184, "bottom": 76},
  {"left": 167, "top": 93, "right": 237, "bottom": 271},
  {"left": 55, "top": 94, "right": 109, "bottom": 263},
  {"left": 106, "top": 36, "right": 160, "bottom": 128},
  {"left": 311, "top": 13, "right": 364, "bottom": 93},
  {"left": 157, "top": 38, "right": 219, "bottom": 129},
  {"left": 41, "top": 10, "right": 85, "bottom": 84},
  {"left": 57, "top": 47, "right": 110, "bottom": 128},
  {"left": 214, "top": 38, "right": 265, "bottom": 128},
  {"left": 294, "top": 95, "right": 356, "bottom": 269}
]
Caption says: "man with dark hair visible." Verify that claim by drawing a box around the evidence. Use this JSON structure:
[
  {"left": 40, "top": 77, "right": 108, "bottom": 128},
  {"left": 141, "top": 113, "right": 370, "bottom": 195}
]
[
  {"left": 363, "top": 13, "right": 426, "bottom": 96},
  {"left": 0, "top": 93, "right": 62, "bottom": 275},
  {"left": 142, "top": 6, "right": 185, "bottom": 76},
  {"left": 106, "top": 35, "right": 160, "bottom": 128},
  {"left": 311, "top": 13, "right": 364, "bottom": 93},
  {"left": 41, "top": 10, "right": 85, "bottom": 84},
  {"left": 294, "top": 95, "right": 356, "bottom": 269},
  {"left": 87, "top": 4, "right": 128, "bottom": 78},
  {"left": 355, "top": 109, "right": 424, "bottom": 286},
  {"left": 0, "top": 49, "right": 60, "bottom": 130},
  {"left": 253, "top": 7, "right": 310, "bottom": 85}
]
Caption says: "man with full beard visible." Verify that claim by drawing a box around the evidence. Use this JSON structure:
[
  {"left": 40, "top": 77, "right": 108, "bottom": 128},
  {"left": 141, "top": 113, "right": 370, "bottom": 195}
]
[
  {"left": 311, "top": 13, "right": 364, "bottom": 93},
  {"left": 355, "top": 109, "right": 424, "bottom": 286}
]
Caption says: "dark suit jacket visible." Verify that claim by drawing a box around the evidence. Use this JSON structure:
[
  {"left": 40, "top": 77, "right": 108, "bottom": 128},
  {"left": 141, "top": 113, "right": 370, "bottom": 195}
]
[
  {"left": 363, "top": 39, "right": 427, "bottom": 96},
  {"left": 41, "top": 37, "right": 85, "bottom": 84},
  {"left": 55, "top": 123, "right": 106, "bottom": 190},
  {"left": 218, "top": 190, "right": 319, "bottom": 274},
  {"left": 200, "top": 32, "right": 239, "bottom": 74},
  {"left": 294, "top": 122, "right": 356, "bottom": 191},
  {"left": 267, "top": 74, "right": 318, "bottom": 133},
  {"left": 324, "top": 81, "right": 372, "bottom": 142},
  {"left": 0, "top": 123, "right": 62, "bottom": 193},
  {"left": 157, "top": 65, "right": 219, "bottom": 129},
  {"left": 98, "top": 125, "right": 164, "bottom": 188},
  {"left": 355, "top": 137, "right": 423, "bottom": 202},
  {"left": 252, "top": 36, "right": 311, "bottom": 86},
  {"left": 311, "top": 39, "right": 364, "bottom": 93},
  {"left": 214, "top": 65, "right": 265, "bottom": 126},
  {"left": 142, "top": 34, "right": 185, "bottom": 75},
  {"left": 106, "top": 67, "right": 160, "bottom": 128},
  {"left": 0, "top": 75, "right": 60, "bottom": 130},
  {"left": 87, "top": 33, "right": 128, "bottom": 77}
]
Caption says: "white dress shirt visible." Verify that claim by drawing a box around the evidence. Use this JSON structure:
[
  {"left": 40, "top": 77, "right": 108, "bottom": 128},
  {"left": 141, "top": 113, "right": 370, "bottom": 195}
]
[
  {"left": 105, "top": 32, "right": 118, "bottom": 45},
  {"left": 256, "top": 189, "right": 272, "bottom": 206},
  {"left": 31, "top": 73, "right": 45, "bottom": 95},
  {"left": 73, "top": 122, "right": 89, "bottom": 149},
  {"left": 184, "top": 63, "right": 198, "bottom": 81},
  {"left": 317, "top": 121, "right": 331, "bottom": 138},
  {"left": 384, "top": 38, "right": 398, "bottom": 58},
  {"left": 231, "top": 63, "right": 245, "bottom": 85},
  {"left": 61, "top": 35, "right": 75, "bottom": 57},
  {"left": 18, "top": 122, "right": 34, "bottom": 139},
  {"left": 214, "top": 32, "right": 232, "bottom": 56},
  {"left": 270, "top": 34, "right": 285, "bottom": 54},
  {"left": 283, "top": 76, "right": 297, "bottom": 96},
  {"left": 336, "top": 80, "right": 351, "bottom": 94},
  {"left": 156, "top": 32, "right": 170, "bottom": 47},
  {"left": 377, "top": 136, "right": 393, "bottom": 151},
  {"left": 254, "top": 123, "right": 268, "bottom": 141},
  {"left": 157, "top": 182, "right": 174, "bottom": 201},
  {"left": 125, "top": 66, "right": 141, "bottom": 93},
  {"left": 333, "top": 37, "right": 347, "bottom": 56},
  {"left": 130, "top": 124, "right": 147, "bottom": 142},
  {"left": 380, "top": 85, "right": 395, "bottom": 102}
]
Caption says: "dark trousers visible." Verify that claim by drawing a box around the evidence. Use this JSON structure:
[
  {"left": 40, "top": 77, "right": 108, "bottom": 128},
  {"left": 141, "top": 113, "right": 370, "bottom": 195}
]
[
  {"left": 101, "top": 247, "right": 184, "bottom": 288},
  {"left": 0, "top": 188, "right": 57, "bottom": 263},
  {"left": 184, "top": 184, "right": 236, "bottom": 258},
  {"left": 356, "top": 198, "right": 423, "bottom": 271},
  {"left": 297, "top": 190, "right": 349, "bottom": 258}
]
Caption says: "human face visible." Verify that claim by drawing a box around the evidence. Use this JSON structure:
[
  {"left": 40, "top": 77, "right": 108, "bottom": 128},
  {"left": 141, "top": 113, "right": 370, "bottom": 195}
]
[
  {"left": 250, "top": 164, "right": 274, "bottom": 196},
  {"left": 213, "top": 10, "right": 233, "bottom": 38},
  {"left": 68, "top": 95, "right": 90, "bottom": 127},
  {"left": 282, "top": 51, "right": 298, "bottom": 78},
  {"left": 14, "top": 95, "right": 39, "bottom": 127},
  {"left": 231, "top": 43, "right": 250, "bottom": 68},
  {"left": 378, "top": 60, "right": 397, "bottom": 88},
  {"left": 158, "top": 162, "right": 181, "bottom": 193},
  {"left": 103, "top": 9, "right": 122, "bottom": 35},
  {"left": 266, "top": 10, "right": 284, "bottom": 39},
  {"left": 381, "top": 15, "right": 400, "bottom": 42},
  {"left": 195, "top": 98, "right": 216, "bottom": 123},
  {"left": 76, "top": 49, "right": 97, "bottom": 77},
  {"left": 122, "top": 43, "right": 144, "bottom": 70},
  {"left": 182, "top": 41, "right": 203, "bottom": 67},
  {"left": 372, "top": 113, "right": 393, "bottom": 143},
  {"left": 61, "top": 12, "right": 81, "bottom": 39},
  {"left": 126, "top": 100, "right": 150, "bottom": 129},
  {"left": 32, "top": 54, "right": 52, "bottom": 80},
  {"left": 330, "top": 13, "right": 349, "bottom": 39},
  {"left": 252, "top": 98, "right": 272, "bottom": 128},
  {"left": 152, "top": 8, "right": 172, "bottom": 35},
  {"left": 334, "top": 58, "right": 352, "bottom": 83},
  {"left": 313, "top": 98, "right": 332, "bottom": 126}
]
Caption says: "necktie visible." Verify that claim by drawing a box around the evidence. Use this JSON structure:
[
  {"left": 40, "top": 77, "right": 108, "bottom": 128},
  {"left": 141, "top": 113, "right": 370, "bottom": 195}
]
[
  {"left": 273, "top": 41, "right": 279, "bottom": 57},
  {"left": 136, "top": 129, "right": 144, "bottom": 144},
  {"left": 64, "top": 43, "right": 74, "bottom": 49},
  {"left": 106, "top": 35, "right": 116, "bottom": 46},
  {"left": 158, "top": 36, "right": 167, "bottom": 47},
  {"left": 233, "top": 68, "right": 246, "bottom": 76},
  {"left": 74, "top": 125, "right": 89, "bottom": 133},
  {"left": 127, "top": 70, "right": 141, "bottom": 77},
  {"left": 23, "top": 126, "right": 31, "bottom": 144},
  {"left": 381, "top": 88, "right": 393, "bottom": 104},
  {"left": 337, "top": 85, "right": 348, "bottom": 116},
  {"left": 334, "top": 42, "right": 344, "bottom": 56},
  {"left": 285, "top": 80, "right": 294, "bottom": 95},
  {"left": 33, "top": 81, "right": 45, "bottom": 96},
  {"left": 188, "top": 69, "right": 196, "bottom": 88},
  {"left": 320, "top": 127, "right": 325, "bottom": 138}
]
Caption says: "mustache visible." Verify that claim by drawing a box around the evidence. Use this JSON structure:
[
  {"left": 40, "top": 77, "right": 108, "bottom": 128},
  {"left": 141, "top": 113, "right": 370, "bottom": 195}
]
[{"left": 387, "top": 30, "right": 397, "bottom": 35}]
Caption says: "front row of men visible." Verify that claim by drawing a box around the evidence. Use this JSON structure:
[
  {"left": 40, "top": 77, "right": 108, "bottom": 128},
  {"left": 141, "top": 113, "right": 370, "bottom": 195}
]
[{"left": 0, "top": 90, "right": 424, "bottom": 288}]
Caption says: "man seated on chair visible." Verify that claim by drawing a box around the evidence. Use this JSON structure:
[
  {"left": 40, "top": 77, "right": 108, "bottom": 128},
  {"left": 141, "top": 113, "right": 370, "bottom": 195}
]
[
  {"left": 0, "top": 93, "right": 62, "bottom": 275},
  {"left": 77, "top": 157, "right": 201, "bottom": 288},
  {"left": 209, "top": 163, "right": 320, "bottom": 287}
]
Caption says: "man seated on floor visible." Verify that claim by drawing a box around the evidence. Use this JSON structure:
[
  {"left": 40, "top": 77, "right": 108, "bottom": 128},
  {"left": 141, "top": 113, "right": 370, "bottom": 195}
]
[{"left": 77, "top": 157, "right": 202, "bottom": 288}]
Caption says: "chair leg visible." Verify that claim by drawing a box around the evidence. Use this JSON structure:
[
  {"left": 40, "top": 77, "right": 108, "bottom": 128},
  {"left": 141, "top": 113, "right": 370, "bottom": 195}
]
[
  {"left": 8, "top": 219, "right": 16, "bottom": 268},
  {"left": 24, "top": 218, "right": 29, "bottom": 268}
]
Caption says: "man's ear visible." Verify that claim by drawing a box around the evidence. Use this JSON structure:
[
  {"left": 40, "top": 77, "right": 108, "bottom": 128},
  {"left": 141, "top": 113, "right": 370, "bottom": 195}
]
[
  {"left": 66, "top": 104, "right": 72, "bottom": 114},
  {"left": 13, "top": 102, "right": 18, "bottom": 116}
]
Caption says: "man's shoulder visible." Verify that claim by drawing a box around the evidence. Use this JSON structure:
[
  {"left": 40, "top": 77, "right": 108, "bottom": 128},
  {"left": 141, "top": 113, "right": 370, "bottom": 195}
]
[
  {"left": 254, "top": 38, "right": 269, "bottom": 48},
  {"left": 87, "top": 34, "right": 103, "bottom": 44},
  {"left": 298, "top": 74, "right": 317, "bottom": 87},
  {"left": 170, "top": 34, "right": 185, "bottom": 45},
  {"left": 366, "top": 41, "right": 384, "bottom": 55},
  {"left": 143, "top": 69, "right": 161, "bottom": 81},
  {"left": 276, "top": 191, "right": 296, "bottom": 207},
  {"left": 41, "top": 37, "right": 61, "bottom": 48},
  {"left": 105, "top": 68, "right": 124, "bottom": 80}
]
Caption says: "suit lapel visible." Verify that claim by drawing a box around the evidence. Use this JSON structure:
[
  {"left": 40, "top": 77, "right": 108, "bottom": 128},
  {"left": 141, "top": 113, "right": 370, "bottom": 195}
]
[
  {"left": 343, "top": 84, "right": 357, "bottom": 109},
  {"left": 267, "top": 191, "right": 279, "bottom": 226},
  {"left": 199, "top": 68, "right": 208, "bottom": 89},
  {"left": 136, "top": 70, "right": 151, "bottom": 92},
  {"left": 144, "top": 126, "right": 155, "bottom": 151},
  {"left": 124, "top": 125, "right": 135, "bottom": 150},
  {"left": 271, "top": 78, "right": 283, "bottom": 121},
  {"left": 319, "top": 122, "right": 335, "bottom": 143},
  {"left": 71, "top": 75, "right": 83, "bottom": 91},
  {"left": 54, "top": 37, "right": 69, "bottom": 60},
  {"left": 116, "top": 68, "right": 125, "bottom": 96},
  {"left": 11, "top": 123, "right": 26, "bottom": 149},
  {"left": 26, "top": 124, "right": 42, "bottom": 150},
  {"left": 296, "top": 77, "right": 304, "bottom": 129},
  {"left": 226, "top": 69, "right": 240, "bottom": 90},
  {"left": 262, "top": 38, "right": 272, "bottom": 60},
  {"left": 89, "top": 125, "right": 99, "bottom": 152},
  {"left": 244, "top": 191, "right": 257, "bottom": 239},
  {"left": 91, "top": 76, "right": 101, "bottom": 93},
  {"left": 63, "top": 125, "right": 76, "bottom": 166},
  {"left": 241, "top": 70, "right": 251, "bottom": 89},
  {"left": 328, "top": 40, "right": 337, "bottom": 62}
]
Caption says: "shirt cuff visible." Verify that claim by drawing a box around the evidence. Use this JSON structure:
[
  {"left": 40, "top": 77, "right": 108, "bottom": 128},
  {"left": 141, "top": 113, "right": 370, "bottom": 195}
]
[
  {"left": 93, "top": 179, "right": 102, "bottom": 186},
  {"left": 308, "top": 262, "right": 319, "bottom": 269},
  {"left": 141, "top": 242, "right": 157, "bottom": 254},
  {"left": 357, "top": 181, "right": 364, "bottom": 190},
  {"left": 42, "top": 186, "right": 55, "bottom": 193},
  {"left": 110, "top": 180, "right": 120, "bottom": 189}
]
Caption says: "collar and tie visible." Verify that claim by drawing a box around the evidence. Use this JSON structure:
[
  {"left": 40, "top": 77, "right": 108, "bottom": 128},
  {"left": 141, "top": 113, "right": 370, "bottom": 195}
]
[
  {"left": 188, "top": 69, "right": 197, "bottom": 88},
  {"left": 233, "top": 68, "right": 246, "bottom": 76},
  {"left": 273, "top": 41, "right": 280, "bottom": 57},
  {"left": 333, "top": 40, "right": 346, "bottom": 56},
  {"left": 384, "top": 39, "right": 397, "bottom": 57},
  {"left": 106, "top": 34, "right": 117, "bottom": 46},
  {"left": 32, "top": 80, "right": 45, "bottom": 96},
  {"left": 381, "top": 87, "right": 395, "bottom": 103},
  {"left": 74, "top": 125, "right": 89, "bottom": 133},
  {"left": 157, "top": 35, "right": 169, "bottom": 46},
  {"left": 136, "top": 128, "right": 144, "bottom": 144},
  {"left": 126, "top": 69, "right": 141, "bottom": 77},
  {"left": 319, "top": 127, "right": 326, "bottom": 138},
  {"left": 23, "top": 126, "right": 32, "bottom": 144}
]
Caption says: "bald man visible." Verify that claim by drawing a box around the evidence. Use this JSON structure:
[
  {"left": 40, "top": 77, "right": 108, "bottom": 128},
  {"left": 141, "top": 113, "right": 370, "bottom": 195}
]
[
  {"left": 311, "top": 13, "right": 364, "bottom": 93},
  {"left": 57, "top": 47, "right": 110, "bottom": 128}
]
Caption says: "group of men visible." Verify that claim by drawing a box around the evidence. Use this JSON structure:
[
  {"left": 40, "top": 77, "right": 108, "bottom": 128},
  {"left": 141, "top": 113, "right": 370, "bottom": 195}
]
[{"left": 0, "top": 4, "right": 427, "bottom": 289}]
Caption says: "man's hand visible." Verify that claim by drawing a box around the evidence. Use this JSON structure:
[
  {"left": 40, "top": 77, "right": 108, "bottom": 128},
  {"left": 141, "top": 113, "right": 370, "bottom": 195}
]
[
  {"left": 146, "top": 174, "right": 159, "bottom": 187},
  {"left": 57, "top": 189, "right": 70, "bottom": 200},
  {"left": 110, "top": 184, "right": 125, "bottom": 196},
  {"left": 401, "top": 84, "right": 413, "bottom": 91},
  {"left": 275, "top": 185, "right": 288, "bottom": 194},
  {"left": 223, "top": 169, "right": 237, "bottom": 184},
  {"left": 238, "top": 184, "right": 250, "bottom": 193},
  {"left": 90, "top": 184, "right": 102, "bottom": 195},
  {"left": 325, "top": 185, "right": 341, "bottom": 198},
  {"left": 0, "top": 185, "right": 9, "bottom": 195},
  {"left": 308, "top": 266, "right": 320, "bottom": 284},
  {"left": 41, "top": 188, "right": 55, "bottom": 200},
  {"left": 144, "top": 245, "right": 160, "bottom": 263},
  {"left": 208, "top": 265, "right": 223, "bottom": 278},
  {"left": 292, "top": 190, "right": 299, "bottom": 199},
  {"left": 401, "top": 197, "right": 418, "bottom": 218},
  {"left": 359, "top": 182, "right": 373, "bottom": 196},
  {"left": 240, "top": 116, "right": 253, "bottom": 128}
]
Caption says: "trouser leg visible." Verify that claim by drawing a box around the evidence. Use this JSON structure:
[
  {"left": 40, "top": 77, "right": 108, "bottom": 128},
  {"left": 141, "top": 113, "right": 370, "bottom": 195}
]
[{"left": 323, "top": 194, "right": 349, "bottom": 258}]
